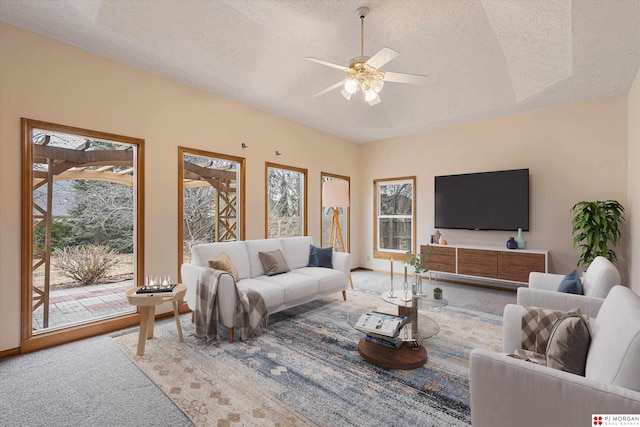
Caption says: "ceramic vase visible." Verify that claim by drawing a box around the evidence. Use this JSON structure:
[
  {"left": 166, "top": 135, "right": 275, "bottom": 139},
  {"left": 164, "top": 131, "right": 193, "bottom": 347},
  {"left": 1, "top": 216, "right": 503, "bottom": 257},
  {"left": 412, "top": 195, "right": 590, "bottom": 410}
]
[
  {"left": 515, "top": 228, "right": 527, "bottom": 249},
  {"left": 506, "top": 237, "right": 517, "bottom": 249}
]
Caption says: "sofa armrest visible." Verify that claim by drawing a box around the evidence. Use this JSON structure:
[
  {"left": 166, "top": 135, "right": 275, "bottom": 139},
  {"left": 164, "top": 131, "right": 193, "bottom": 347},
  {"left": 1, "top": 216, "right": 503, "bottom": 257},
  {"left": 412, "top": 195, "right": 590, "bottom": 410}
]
[
  {"left": 470, "top": 348, "right": 640, "bottom": 427},
  {"left": 180, "top": 263, "right": 238, "bottom": 327},
  {"left": 517, "top": 287, "right": 605, "bottom": 318},
  {"left": 181, "top": 264, "right": 205, "bottom": 310},
  {"left": 502, "top": 304, "right": 523, "bottom": 353},
  {"left": 332, "top": 251, "right": 351, "bottom": 289},
  {"left": 528, "top": 271, "right": 564, "bottom": 291}
]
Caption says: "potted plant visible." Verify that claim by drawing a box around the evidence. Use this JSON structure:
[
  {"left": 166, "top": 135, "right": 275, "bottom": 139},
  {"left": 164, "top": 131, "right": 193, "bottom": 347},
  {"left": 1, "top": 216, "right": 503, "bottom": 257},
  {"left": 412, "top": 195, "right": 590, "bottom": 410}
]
[
  {"left": 571, "top": 200, "right": 625, "bottom": 267},
  {"left": 433, "top": 287, "right": 443, "bottom": 300}
]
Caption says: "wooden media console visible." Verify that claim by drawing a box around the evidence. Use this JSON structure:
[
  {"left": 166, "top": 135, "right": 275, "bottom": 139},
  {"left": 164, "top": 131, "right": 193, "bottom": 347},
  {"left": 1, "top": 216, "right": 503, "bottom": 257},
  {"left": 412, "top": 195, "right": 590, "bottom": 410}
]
[{"left": 421, "top": 244, "right": 548, "bottom": 286}]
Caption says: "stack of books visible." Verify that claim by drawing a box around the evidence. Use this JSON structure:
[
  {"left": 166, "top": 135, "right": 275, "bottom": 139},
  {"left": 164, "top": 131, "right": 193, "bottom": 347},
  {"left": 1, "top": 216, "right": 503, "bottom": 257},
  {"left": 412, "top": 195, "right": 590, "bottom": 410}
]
[{"left": 354, "top": 311, "right": 408, "bottom": 349}]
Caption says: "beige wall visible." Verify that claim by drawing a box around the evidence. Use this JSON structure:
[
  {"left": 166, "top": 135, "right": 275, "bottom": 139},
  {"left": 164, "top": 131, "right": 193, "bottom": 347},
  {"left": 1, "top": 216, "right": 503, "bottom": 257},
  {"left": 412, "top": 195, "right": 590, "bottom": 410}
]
[
  {"left": 0, "top": 23, "right": 360, "bottom": 351},
  {"left": 629, "top": 68, "right": 640, "bottom": 294},
  {"left": 359, "top": 97, "right": 630, "bottom": 281},
  {"left": 1, "top": 22, "right": 637, "bottom": 353}
]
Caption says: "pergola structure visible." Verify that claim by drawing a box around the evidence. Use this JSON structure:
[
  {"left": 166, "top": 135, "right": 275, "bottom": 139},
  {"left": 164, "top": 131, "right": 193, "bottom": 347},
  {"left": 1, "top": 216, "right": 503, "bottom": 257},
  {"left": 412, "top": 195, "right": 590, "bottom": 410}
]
[
  {"left": 182, "top": 158, "right": 238, "bottom": 243},
  {"left": 31, "top": 135, "right": 134, "bottom": 328}
]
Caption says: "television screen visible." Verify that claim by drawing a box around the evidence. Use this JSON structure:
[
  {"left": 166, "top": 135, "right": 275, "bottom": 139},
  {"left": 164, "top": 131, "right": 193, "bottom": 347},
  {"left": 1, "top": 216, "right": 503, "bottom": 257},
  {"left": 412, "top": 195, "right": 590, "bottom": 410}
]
[{"left": 434, "top": 169, "right": 529, "bottom": 231}]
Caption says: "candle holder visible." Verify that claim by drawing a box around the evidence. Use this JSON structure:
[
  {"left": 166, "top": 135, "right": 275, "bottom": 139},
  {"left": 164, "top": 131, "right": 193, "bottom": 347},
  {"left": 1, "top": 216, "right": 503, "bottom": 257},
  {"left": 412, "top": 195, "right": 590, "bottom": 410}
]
[
  {"left": 401, "top": 279, "right": 412, "bottom": 302},
  {"left": 387, "top": 277, "right": 396, "bottom": 299}
]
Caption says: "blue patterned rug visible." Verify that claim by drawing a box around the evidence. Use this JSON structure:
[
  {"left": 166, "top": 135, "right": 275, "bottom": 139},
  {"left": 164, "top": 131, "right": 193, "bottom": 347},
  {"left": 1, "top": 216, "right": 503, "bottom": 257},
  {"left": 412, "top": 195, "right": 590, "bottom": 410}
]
[{"left": 112, "top": 290, "right": 502, "bottom": 426}]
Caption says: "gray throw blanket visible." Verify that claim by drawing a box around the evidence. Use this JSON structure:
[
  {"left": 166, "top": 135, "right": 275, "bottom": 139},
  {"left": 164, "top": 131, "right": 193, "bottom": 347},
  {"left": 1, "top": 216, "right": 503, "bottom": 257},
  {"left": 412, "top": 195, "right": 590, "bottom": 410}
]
[{"left": 195, "top": 269, "right": 267, "bottom": 343}]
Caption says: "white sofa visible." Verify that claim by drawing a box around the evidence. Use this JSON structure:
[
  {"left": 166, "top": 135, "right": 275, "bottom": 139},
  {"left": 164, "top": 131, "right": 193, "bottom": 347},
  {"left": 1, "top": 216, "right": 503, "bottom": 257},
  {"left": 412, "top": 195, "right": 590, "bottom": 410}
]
[
  {"left": 470, "top": 285, "right": 640, "bottom": 427},
  {"left": 517, "top": 256, "right": 621, "bottom": 319},
  {"left": 181, "top": 236, "right": 350, "bottom": 342}
]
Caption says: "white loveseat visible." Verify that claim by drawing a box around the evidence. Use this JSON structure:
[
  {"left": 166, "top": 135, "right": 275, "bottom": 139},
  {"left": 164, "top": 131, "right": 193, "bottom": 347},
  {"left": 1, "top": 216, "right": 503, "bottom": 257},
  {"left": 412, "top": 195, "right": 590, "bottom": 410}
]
[
  {"left": 470, "top": 285, "right": 640, "bottom": 427},
  {"left": 181, "top": 236, "right": 350, "bottom": 342},
  {"left": 517, "top": 256, "right": 621, "bottom": 318}
]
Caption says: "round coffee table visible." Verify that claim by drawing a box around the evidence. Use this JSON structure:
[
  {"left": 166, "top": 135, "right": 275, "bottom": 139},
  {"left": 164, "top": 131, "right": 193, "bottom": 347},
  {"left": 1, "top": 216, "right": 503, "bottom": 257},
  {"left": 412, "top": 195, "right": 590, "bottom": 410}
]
[
  {"left": 349, "top": 291, "right": 447, "bottom": 370},
  {"left": 125, "top": 283, "right": 187, "bottom": 356}
]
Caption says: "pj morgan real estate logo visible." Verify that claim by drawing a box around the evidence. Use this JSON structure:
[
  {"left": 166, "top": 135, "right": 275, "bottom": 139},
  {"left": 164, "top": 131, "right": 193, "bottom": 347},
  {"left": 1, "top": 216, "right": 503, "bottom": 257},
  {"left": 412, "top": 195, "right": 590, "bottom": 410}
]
[{"left": 593, "top": 415, "right": 640, "bottom": 426}]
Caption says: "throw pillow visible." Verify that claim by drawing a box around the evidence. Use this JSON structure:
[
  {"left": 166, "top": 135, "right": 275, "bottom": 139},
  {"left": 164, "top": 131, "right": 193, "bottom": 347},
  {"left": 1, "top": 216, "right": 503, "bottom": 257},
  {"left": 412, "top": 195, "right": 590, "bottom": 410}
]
[
  {"left": 307, "top": 245, "right": 333, "bottom": 268},
  {"left": 545, "top": 309, "right": 591, "bottom": 376},
  {"left": 258, "top": 249, "right": 290, "bottom": 276},
  {"left": 521, "top": 306, "right": 567, "bottom": 354},
  {"left": 208, "top": 252, "right": 240, "bottom": 282},
  {"left": 557, "top": 269, "right": 584, "bottom": 295}
]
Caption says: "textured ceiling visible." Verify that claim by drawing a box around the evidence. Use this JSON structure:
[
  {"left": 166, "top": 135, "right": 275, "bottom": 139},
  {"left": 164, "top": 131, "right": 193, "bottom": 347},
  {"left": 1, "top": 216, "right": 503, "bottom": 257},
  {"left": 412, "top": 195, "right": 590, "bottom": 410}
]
[{"left": 1, "top": 0, "right": 639, "bottom": 143}]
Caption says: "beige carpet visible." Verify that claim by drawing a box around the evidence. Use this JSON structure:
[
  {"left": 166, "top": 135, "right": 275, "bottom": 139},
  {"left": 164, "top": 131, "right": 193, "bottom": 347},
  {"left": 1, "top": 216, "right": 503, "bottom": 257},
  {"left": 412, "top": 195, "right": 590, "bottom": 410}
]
[{"left": 112, "top": 291, "right": 502, "bottom": 426}]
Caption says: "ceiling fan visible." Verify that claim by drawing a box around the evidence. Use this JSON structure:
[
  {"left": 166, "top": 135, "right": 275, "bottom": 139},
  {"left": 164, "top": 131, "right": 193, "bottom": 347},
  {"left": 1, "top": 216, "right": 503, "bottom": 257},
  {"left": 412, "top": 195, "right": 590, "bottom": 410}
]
[{"left": 305, "top": 6, "right": 428, "bottom": 106}]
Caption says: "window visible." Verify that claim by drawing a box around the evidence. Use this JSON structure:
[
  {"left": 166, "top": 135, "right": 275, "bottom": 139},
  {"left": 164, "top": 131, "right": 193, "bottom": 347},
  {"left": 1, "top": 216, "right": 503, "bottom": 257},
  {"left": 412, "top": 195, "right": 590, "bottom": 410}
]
[
  {"left": 178, "top": 147, "right": 245, "bottom": 271},
  {"left": 22, "top": 119, "right": 144, "bottom": 349},
  {"left": 321, "top": 173, "right": 350, "bottom": 251},
  {"left": 373, "top": 177, "right": 416, "bottom": 259},
  {"left": 266, "top": 163, "right": 307, "bottom": 238}
]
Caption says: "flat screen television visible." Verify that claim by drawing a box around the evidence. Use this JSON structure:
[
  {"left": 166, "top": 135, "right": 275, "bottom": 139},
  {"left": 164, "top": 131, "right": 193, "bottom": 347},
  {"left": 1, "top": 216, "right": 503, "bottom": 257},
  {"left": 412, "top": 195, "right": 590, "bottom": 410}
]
[{"left": 434, "top": 168, "right": 529, "bottom": 231}]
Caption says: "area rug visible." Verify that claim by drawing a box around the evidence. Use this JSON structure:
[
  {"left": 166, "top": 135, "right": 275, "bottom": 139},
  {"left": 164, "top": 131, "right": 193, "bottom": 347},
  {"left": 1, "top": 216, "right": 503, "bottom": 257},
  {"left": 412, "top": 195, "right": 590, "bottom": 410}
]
[{"left": 112, "top": 290, "right": 502, "bottom": 426}]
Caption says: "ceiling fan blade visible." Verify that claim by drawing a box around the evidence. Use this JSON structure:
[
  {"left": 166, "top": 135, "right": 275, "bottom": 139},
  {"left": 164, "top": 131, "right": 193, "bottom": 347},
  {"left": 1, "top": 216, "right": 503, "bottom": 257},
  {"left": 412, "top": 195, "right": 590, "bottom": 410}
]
[
  {"left": 383, "top": 71, "right": 429, "bottom": 85},
  {"left": 312, "top": 79, "right": 346, "bottom": 97},
  {"left": 365, "top": 47, "right": 399, "bottom": 69},
  {"left": 305, "top": 57, "right": 349, "bottom": 72}
]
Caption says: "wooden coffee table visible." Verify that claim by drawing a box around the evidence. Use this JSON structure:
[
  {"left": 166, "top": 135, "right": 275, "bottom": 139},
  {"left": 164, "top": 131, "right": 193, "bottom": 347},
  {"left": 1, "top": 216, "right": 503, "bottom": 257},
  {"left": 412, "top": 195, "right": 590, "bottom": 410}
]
[
  {"left": 357, "top": 337, "right": 427, "bottom": 369},
  {"left": 125, "top": 283, "right": 187, "bottom": 356},
  {"left": 349, "top": 292, "right": 446, "bottom": 370}
]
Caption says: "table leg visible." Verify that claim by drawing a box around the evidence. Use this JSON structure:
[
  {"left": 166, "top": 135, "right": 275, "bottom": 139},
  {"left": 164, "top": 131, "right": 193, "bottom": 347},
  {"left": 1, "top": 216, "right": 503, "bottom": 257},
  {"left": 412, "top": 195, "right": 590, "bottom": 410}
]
[
  {"left": 137, "top": 307, "right": 150, "bottom": 356},
  {"left": 173, "top": 301, "right": 184, "bottom": 343},
  {"left": 146, "top": 306, "right": 155, "bottom": 339}
]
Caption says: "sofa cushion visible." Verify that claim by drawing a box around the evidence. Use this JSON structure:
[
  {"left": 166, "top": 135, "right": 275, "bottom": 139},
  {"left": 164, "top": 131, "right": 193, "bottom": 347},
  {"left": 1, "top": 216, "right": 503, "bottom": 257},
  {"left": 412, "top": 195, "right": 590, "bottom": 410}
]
[
  {"left": 258, "top": 249, "right": 290, "bottom": 276},
  {"left": 545, "top": 309, "right": 590, "bottom": 376},
  {"left": 236, "top": 278, "right": 285, "bottom": 311},
  {"left": 582, "top": 256, "right": 620, "bottom": 298},
  {"left": 585, "top": 286, "right": 640, "bottom": 391},
  {"left": 191, "top": 241, "right": 250, "bottom": 279},
  {"left": 308, "top": 245, "right": 333, "bottom": 268},
  {"left": 294, "top": 266, "right": 346, "bottom": 293},
  {"left": 557, "top": 269, "right": 583, "bottom": 295},
  {"left": 245, "top": 239, "right": 285, "bottom": 278},
  {"left": 208, "top": 252, "right": 240, "bottom": 282},
  {"left": 255, "top": 272, "right": 318, "bottom": 303},
  {"left": 280, "top": 236, "right": 313, "bottom": 270}
]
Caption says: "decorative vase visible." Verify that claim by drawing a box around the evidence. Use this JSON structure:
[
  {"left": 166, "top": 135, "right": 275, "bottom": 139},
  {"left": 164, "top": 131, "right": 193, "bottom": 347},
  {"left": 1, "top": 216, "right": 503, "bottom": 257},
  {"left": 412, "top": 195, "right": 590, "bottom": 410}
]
[
  {"left": 433, "top": 230, "right": 441, "bottom": 245},
  {"left": 413, "top": 275, "right": 423, "bottom": 296},
  {"left": 434, "top": 289, "right": 443, "bottom": 300},
  {"left": 515, "top": 228, "right": 527, "bottom": 249},
  {"left": 506, "top": 237, "right": 517, "bottom": 249}
]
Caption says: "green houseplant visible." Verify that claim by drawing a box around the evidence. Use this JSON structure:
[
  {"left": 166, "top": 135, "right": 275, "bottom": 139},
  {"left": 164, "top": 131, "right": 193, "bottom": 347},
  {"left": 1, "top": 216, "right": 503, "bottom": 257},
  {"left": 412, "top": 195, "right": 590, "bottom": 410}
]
[
  {"left": 571, "top": 200, "right": 625, "bottom": 267},
  {"left": 406, "top": 246, "right": 430, "bottom": 274}
]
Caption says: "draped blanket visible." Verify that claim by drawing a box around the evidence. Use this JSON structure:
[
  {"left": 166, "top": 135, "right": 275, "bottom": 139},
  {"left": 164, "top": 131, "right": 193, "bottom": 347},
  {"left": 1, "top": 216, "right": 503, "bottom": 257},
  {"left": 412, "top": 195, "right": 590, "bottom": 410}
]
[{"left": 195, "top": 269, "right": 267, "bottom": 343}]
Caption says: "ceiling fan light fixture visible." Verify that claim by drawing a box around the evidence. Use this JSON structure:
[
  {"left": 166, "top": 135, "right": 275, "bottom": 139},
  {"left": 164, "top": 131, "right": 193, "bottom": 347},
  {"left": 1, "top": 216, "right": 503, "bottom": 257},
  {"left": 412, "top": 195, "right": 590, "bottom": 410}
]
[
  {"left": 341, "top": 89, "right": 352, "bottom": 100},
  {"left": 344, "top": 78, "right": 358, "bottom": 94},
  {"left": 370, "top": 78, "right": 384, "bottom": 93},
  {"left": 364, "top": 88, "right": 378, "bottom": 102}
]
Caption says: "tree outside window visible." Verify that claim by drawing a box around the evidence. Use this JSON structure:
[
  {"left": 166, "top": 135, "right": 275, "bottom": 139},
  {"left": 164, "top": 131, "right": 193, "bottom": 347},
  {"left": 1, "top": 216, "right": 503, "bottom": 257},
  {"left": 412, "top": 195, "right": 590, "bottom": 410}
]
[
  {"left": 374, "top": 177, "right": 416, "bottom": 258},
  {"left": 266, "top": 163, "right": 307, "bottom": 238}
]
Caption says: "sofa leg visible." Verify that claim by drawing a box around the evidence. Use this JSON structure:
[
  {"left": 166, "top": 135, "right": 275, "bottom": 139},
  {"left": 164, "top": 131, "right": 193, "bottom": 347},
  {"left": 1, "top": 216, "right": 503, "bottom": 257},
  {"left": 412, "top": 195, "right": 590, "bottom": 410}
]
[
  {"left": 228, "top": 327, "right": 234, "bottom": 343},
  {"left": 342, "top": 290, "right": 347, "bottom": 301},
  {"left": 191, "top": 311, "right": 195, "bottom": 323}
]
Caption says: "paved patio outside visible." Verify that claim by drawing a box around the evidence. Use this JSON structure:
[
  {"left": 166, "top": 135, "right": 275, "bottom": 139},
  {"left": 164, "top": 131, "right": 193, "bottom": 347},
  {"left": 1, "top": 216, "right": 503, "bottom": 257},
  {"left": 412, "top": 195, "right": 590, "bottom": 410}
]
[{"left": 32, "top": 280, "right": 135, "bottom": 331}]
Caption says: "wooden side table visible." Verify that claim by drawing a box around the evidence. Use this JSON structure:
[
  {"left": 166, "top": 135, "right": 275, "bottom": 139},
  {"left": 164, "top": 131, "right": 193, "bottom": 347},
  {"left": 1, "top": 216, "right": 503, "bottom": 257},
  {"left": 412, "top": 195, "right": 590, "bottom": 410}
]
[{"left": 125, "top": 283, "right": 187, "bottom": 356}]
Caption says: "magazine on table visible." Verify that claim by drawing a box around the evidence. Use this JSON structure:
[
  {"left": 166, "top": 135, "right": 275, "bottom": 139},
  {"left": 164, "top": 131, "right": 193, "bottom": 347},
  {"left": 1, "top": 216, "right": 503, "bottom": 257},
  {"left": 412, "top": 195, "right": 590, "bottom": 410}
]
[{"left": 354, "top": 311, "right": 408, "bottom": 337}]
